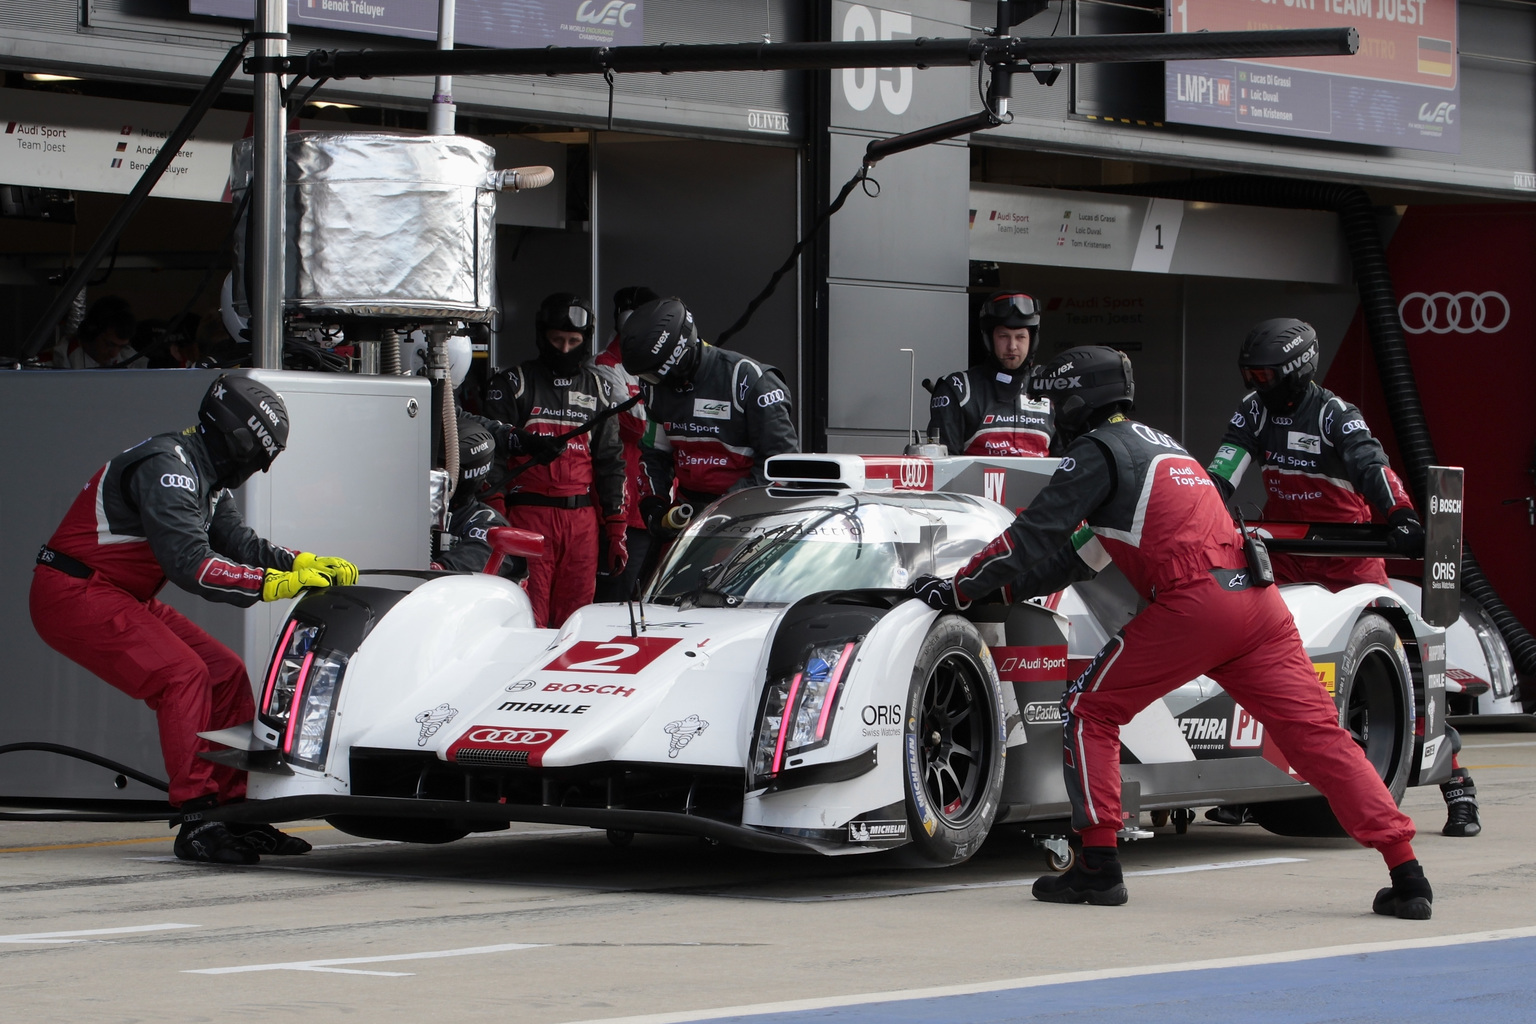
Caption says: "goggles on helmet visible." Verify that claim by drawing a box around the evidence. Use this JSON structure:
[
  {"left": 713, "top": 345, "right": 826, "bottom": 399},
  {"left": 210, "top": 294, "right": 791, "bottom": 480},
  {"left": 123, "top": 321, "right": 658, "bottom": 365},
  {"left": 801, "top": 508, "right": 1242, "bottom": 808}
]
[
  {"left": 560, "top": 304, "right": 591, "bottom": 330},
  {"left": 981, "top": 293, "right": 1040, "bottom": 321},
  {"left": 1241, "top": 366, "right": 1282, "bottom": 392}
]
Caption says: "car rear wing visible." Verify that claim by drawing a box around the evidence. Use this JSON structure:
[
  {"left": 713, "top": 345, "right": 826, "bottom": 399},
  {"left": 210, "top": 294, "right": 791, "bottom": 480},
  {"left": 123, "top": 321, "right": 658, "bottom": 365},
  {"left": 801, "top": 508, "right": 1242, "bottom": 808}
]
[
  {"left": 1252, "top": 466, "right": 1464, "bottom": 627},
  {"left": 765, "top": 453, "right": 1058, "bottom": 511}
]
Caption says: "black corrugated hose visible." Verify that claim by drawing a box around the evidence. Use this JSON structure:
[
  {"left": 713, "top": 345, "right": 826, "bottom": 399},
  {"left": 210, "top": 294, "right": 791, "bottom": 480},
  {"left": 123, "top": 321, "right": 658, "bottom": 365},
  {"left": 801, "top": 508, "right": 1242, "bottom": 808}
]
[{"left": 1105, "top": 176, "right": 1536, "bottom": 697}]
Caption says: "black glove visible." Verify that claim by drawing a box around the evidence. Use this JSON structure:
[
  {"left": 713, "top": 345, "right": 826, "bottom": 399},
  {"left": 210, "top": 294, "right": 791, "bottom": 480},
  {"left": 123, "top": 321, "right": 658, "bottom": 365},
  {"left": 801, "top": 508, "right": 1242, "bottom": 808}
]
[
  {"left": 639, "top": 496, "right": 673, "bottom": 537},
  {"left": 909, "top": 574, "right": 958, "bottom": 612},
  {"left": 513, "top": 428, "right": 566, "bottom": 466},
  {"left": 1387, "top": 508, "right": 1426, "bottom": 558}
]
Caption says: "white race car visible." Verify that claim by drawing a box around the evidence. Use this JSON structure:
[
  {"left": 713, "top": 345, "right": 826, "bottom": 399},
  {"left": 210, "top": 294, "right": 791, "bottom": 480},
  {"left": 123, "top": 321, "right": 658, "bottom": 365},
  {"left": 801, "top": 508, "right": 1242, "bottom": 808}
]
[{"left": 207, "top": 454, "right": 1455, "bottom": 865}]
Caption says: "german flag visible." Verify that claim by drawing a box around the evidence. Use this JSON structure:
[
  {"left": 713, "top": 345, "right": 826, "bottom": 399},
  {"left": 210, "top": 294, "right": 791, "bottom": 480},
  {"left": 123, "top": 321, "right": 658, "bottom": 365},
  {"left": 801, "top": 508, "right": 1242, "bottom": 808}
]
[{"left": 1418, "top": 37, "right": 1454, "bottom": 77}]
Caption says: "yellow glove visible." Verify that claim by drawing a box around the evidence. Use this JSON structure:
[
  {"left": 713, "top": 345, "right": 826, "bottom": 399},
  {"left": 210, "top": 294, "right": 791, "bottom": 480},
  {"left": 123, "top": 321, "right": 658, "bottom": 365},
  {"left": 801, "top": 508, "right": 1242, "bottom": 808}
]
[
  {"left": 292, "top": 552, "right": 359, "bottom": 586},
  {"left": 262, "top": 567, "right": 332, "bottom": 602}
]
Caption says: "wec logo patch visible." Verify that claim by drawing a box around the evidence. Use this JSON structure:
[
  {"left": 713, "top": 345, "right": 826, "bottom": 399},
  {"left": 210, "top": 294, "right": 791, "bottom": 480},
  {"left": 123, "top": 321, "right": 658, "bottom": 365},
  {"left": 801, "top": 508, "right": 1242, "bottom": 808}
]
[
  {"left": 694, "top": 399, "right": 731, "bottom": 420},
  {"left": 1287, "top": 432, "right": 1322, "bottom": 455}
]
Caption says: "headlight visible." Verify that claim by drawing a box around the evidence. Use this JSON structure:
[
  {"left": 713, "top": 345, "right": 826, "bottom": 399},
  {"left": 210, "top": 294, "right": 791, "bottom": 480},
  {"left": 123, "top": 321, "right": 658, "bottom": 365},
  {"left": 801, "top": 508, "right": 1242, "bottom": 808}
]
[
  {"left": 260, "top": 617, "right": 346, "bottom": 769},
  {"left": 751, "top": 640, "right": 856, "bottom": 785}
]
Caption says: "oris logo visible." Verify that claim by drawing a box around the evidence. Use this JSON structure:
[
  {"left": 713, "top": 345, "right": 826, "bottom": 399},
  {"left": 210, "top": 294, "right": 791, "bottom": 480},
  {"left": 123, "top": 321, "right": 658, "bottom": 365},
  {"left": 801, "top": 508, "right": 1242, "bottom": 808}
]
[
  {"left": 464, "top": 727, "right": 555, "bottom": 744},
  {"left": 1432, "top": 561, "right": 1458, "bottom": 581},
  {"left": 576, "top": 0, "right": 637, "bottom": 26},
  {"left": 1399, "top": 292, "right": 1510, "bottom": 335},
  {"left": 757, "top": 389, "right": 786, "bottom": 408},
  {"left": 160, "top": 473, "right": 196, "bottom": 491}
]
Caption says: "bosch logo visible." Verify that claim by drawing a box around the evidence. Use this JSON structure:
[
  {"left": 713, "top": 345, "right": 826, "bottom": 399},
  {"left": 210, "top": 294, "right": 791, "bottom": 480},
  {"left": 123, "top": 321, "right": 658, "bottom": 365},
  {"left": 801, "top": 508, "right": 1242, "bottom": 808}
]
[
  {"left": 1432, "top": 496, "right": 1462, "bottom": 515},
  {"left": 1432, "top": 561, "right": 1457, "bottom": 581},
  {"left": 1399, "top": 292, "right": 1510, "bottom": 335},
  {"left": 160, "top": 473, "right": 196, "bottom": 491},
  {"left": 576, "top": 0, "right": 637, "bottom": 26},
  {"left": 757, "top": 389, "right": 786, "bottom": 408},
  {"left": 464, "top": 727, "right": 554, "bottom": 745}
]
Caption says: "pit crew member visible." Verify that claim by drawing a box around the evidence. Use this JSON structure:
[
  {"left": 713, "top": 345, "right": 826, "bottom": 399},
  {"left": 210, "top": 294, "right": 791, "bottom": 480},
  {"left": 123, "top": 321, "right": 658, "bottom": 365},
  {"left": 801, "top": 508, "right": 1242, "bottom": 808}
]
[
  {"left": 618, "top": 297, "right": 799, "bottom": 525},
  {"left": 432, "top": 419, "right": 520, "bottom": 579},
  {"left": 30, "top": 375, "right": 355, "bottom": 864},
  {"left": 484, "top": 293, "right": 626, "bottom": 627},
  {"left": 926, "top": 292, "right": 1053, "bottom": 457},
  {"left": 1206, "top": 318, "right": 1474, "bottom": 837},
  {"left": 593, "top": 285, "right": 660, "bottom": 601},
  {"left": 909, "top": 346, "right": 1434, "bottom": 918}
]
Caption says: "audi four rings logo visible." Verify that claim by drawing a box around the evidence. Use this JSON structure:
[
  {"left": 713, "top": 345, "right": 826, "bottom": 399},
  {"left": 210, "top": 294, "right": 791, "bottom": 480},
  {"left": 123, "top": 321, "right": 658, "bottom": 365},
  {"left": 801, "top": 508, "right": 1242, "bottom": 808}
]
[
  {"left": 160, "top": 473, "right": 196, "bottom": 491},
  {"left": 465, "top": 727, "right": 554, "bottom": 744},
  {"left": 757, "top": 389, "right": 786, "bottom": 407},
  {"left": 1398, "top": 292, "right": 1510, "bottom": 335}
]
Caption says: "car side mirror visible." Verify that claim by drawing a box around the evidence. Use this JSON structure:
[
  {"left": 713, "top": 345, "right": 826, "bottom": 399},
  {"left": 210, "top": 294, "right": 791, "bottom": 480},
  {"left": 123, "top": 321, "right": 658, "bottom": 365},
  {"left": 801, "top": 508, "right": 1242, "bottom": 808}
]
[{"left": 484, "top": 526, "right": 545, "bottom": 576}]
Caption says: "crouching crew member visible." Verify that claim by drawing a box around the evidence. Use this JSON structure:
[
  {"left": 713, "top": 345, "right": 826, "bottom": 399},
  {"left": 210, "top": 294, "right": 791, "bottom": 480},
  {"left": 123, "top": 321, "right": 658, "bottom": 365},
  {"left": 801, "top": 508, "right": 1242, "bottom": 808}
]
[
  {"left": 485, "top": 293, "right": 627, "bottom": 627},
  {"left": 926, "top": 292, "right": 1053, "bottom": 457},
  {"left": 909, "top": 347, "right": 1434, "bottom": 919},
  {"left": 30, "top": 375, "right": 356, "bottom": 864},
  {"left": 618, "top": 297, "right": 798, "bottom": 527},
  {"left": 1207, "top": 318, "right": 1475, "bottom": 837},
  {"left": 432, "top": 419, "right": 519, "bottom": 578}
]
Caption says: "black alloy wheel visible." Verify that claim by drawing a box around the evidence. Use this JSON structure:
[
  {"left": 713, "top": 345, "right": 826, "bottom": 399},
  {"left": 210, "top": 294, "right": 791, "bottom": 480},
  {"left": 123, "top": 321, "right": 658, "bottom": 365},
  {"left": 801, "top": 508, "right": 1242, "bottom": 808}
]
[{"left": 918, "top": 650, "right": 992, "bottom": 828}]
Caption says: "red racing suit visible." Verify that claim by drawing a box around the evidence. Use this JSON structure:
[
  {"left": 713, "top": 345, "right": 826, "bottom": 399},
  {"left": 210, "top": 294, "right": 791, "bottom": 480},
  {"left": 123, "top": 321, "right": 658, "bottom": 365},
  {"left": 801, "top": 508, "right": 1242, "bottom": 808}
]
[
  {"left": 1207, "top": 382, "right": 1415, "bottom": 590},
  {"left": 953, "top": 416, "right": 1416, "bottom": 864},
  {"left": 926, "top": 364, "right": 1054, "bottom": 457},
  {"left": 29, "top": 429, "right": 296, "bottom": 807},
  {"left": 484, "top": 360, "right": 626, "bottom": 627},
  {"left": 593, "top": 340, "right": 651, "bottom": 532},
  {"left": 639, "top": 345, "right": 799, "bottom": 505}
]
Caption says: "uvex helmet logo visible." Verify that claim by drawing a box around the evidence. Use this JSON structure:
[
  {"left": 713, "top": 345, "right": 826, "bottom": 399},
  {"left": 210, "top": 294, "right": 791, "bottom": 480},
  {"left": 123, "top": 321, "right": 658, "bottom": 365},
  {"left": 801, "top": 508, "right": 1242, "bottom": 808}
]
[
  {"left": 1034, "top": 374, "right": 1081, "bottom": 390},
  {"left": 465, "top": 727, "right": 554, "bottom": 744},
  {"left": 247, "top": 415, "right": 280, "bottom": 457},
  {"left": 576, "top": 0, "right": 637, "bottom": 26}
]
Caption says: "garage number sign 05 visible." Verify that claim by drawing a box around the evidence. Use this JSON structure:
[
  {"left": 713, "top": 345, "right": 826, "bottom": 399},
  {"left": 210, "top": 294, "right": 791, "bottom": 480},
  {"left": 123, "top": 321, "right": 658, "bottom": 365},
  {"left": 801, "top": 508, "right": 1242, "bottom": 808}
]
[{"left": 840, "top": 4, "right": 914, "bottom": 115}]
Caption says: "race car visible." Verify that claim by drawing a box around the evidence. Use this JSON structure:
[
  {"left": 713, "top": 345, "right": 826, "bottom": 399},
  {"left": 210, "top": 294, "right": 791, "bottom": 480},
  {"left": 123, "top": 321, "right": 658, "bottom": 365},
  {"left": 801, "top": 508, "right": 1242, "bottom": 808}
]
[{"left": 204, "top": 453, "right": 1454, "bottom": 865}]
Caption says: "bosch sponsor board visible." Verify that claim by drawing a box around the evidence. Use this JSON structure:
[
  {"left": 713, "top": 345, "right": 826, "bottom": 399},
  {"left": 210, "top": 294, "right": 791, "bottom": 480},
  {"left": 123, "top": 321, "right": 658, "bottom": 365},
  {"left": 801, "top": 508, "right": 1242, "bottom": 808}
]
[
  {"left": 191, "top": 0, "right": 644, "bottom": 47},
  {"left": 1165, "top": 0, "right": 1459, "bottom": 152}
]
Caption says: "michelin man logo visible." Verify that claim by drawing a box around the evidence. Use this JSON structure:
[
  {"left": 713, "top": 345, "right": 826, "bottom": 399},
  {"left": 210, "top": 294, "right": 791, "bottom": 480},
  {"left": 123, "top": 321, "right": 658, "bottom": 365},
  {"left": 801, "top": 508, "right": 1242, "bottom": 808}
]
[
  {"left": 663, "top": 715, "right": 709, "bottom": 758},
  {"left": 414, "top": 703, "right": 459, "bottom": 746}
]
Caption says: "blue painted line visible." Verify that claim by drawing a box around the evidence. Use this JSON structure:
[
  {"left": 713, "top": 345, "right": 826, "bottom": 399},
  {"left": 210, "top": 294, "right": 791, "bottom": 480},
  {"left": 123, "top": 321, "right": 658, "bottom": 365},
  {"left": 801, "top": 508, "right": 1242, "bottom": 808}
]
[{"left": 698, "top": 935, "right": 1536, "bottom": 1024}]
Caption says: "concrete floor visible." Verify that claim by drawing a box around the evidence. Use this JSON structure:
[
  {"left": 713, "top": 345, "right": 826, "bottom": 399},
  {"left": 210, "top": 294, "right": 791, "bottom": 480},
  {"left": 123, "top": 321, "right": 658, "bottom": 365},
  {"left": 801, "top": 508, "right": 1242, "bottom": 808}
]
[{"left": 2, "top": 732, "right": 1533, "bottom": 1024}]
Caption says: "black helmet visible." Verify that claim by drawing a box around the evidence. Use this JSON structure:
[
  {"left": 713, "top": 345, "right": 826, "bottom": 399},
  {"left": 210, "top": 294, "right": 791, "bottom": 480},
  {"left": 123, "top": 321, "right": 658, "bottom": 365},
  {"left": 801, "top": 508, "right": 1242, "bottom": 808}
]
[
  {"left": 455, "top": 419, "right": 495, "bottom": 506},
  {"left": 612, "top": 285, "right": 660, "bottom": 332},
  {"left": 1239, "top": 318, "right": 1319, "bottom": 414},
  {"left": 534, "top": 293, "right": 594, "bottom": 375},
  {"left": 979, "top": 292, "right": 1041, "bottom": 364},
  {"left": 198, "top": 374, "right": 288, "bottom": 474},
  {"left": 618, "top": 297, "right": 701, "bottom": 385},
  {"left": 1028, "top": 346, "right": 1134, "bottom": 442}
]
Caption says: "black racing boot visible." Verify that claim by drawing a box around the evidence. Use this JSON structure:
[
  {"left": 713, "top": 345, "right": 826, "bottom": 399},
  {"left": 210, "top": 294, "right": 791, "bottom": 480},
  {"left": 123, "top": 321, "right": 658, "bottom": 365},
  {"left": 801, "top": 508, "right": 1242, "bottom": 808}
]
[
  {"left": 172, "top": 798, "right": 259, "bottom": 865},
  {"left": 1372, "top": 859, "right": 1433, "bottom": 920},
  {"left": 1032, "top": 846, "right": 1128, "bottom": 906},
  {"left": 1440, "top": 771, "right": 1481, "bottom": 838},
  {"left": 227, "top": 822, "right": 313, "bottom": 855}
]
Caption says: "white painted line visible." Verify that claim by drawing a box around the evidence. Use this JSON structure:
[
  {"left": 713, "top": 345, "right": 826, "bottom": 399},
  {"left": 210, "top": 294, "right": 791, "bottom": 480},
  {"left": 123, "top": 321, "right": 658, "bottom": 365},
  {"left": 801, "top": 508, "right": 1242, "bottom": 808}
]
[
  {"left": 697, "top": 857, "right": 1306, "bottom": 902},
  {"left": 185, "top": 941, "right": 547, "bottom": 976},
  {"left": 1460, "top": 740, "right": 1536, "bottom": 749},
  {"left": 557, "top": 925, "right": 1536, "bottom": 1024},
  {"left": 0, "top": 923, "right": 198, "bottom": 945}
]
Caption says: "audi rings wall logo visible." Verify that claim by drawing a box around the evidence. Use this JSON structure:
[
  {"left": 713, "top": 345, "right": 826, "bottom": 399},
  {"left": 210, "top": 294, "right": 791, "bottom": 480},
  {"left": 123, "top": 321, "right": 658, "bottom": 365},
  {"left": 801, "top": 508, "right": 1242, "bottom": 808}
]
[{"left": 1398, "top": 291, "right": 1511, "bottom": 335}]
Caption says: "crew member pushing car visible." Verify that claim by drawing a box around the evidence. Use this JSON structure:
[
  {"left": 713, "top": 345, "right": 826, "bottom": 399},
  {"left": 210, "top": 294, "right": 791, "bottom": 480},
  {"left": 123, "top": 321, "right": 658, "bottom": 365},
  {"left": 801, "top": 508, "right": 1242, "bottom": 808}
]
[
  {"left": 30, "top": 375, "right": 356, "bottom": 864},
  {"left": 926, "top": 292, "right": 1053, "bottom": 457},
  {"left": 1207, "top": 317, "right": 1476, "bottom": 837},
  {"left": 909, "top": 346, "right": 1435, "bottom": 918},
  {"left": 484, "top": 293, "right": 627, "bottom": 627},
  {"left": 618, "top": 297, "right": 799, "bottom": 531}
]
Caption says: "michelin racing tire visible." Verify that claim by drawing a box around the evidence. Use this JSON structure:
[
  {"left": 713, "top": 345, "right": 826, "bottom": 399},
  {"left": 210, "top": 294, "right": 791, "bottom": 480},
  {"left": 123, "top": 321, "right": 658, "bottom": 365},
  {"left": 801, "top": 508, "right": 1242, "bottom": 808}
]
[
  {"left": 894, "top": 614, "right": 1007, "bottom": 867},
  {"left": 1252, "top": 612, "right": 1415, "bottom": 838}
]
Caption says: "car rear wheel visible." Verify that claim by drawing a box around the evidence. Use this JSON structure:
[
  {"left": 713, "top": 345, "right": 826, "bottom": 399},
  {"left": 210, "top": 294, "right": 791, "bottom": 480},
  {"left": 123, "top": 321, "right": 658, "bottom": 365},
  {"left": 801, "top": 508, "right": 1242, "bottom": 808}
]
[
  {"left": 894, "top": 615, "right": 1006, "bottom": 866},
  {"left": 1252, "top": 612, "right": 1414, "bottom": 838}
]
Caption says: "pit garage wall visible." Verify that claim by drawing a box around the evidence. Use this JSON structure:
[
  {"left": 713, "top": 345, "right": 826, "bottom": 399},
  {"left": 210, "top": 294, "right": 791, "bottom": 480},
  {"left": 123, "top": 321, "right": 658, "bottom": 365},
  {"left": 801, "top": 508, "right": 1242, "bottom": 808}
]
[{"left": 0, "top": 370, "right": 429, "bottom": 804}]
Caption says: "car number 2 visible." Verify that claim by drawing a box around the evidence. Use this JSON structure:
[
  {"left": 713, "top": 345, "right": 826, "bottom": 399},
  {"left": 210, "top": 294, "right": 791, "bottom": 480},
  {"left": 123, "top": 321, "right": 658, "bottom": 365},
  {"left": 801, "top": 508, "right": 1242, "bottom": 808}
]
[{"left": 544, "top": 636, "right": 682, "bottom": 674}]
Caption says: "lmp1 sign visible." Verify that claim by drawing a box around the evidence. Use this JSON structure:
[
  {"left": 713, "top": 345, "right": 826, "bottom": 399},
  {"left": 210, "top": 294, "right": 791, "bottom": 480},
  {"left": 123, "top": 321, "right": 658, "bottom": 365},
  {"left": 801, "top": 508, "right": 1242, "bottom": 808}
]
[{"left": 1164, "top": 0, "right": 1459, "bottom": 153}]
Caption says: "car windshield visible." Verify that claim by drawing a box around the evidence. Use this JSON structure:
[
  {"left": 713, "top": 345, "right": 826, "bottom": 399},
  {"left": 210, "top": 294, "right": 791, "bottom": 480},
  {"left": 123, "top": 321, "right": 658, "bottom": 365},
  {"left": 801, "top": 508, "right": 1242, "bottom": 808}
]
[{"left": 646, "top": 498, "right": 922, "bottom": 607}]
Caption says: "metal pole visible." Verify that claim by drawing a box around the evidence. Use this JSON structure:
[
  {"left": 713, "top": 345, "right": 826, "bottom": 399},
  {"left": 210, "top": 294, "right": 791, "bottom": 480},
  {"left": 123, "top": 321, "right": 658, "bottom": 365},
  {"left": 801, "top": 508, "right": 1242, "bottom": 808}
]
[
  {"left": 428, "top": 0, "right": 456, "bottom": 135},
  {"left": 252, "top": 0, "right": 288, "bottom": 370}
]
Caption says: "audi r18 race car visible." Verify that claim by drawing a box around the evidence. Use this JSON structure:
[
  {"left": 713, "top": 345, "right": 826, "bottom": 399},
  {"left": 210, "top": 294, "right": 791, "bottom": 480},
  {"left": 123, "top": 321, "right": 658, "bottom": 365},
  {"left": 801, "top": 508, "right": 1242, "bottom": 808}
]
[{"left": 205, "top": 453, "right": 1457, "bottom": 865}]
